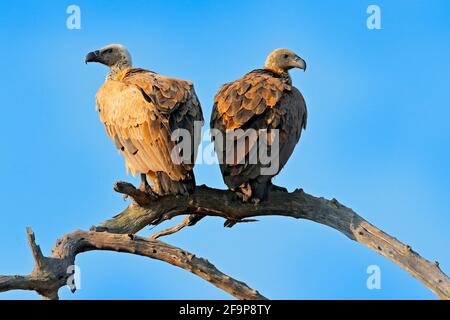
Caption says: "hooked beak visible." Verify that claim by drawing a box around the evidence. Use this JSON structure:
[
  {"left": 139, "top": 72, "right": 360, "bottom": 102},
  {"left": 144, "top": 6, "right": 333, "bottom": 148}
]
[
  {"left": 293, "top": 55, "right": 307, "bottom": 71},
  {"left": 85, "top": 50, "right": 100, "bottom": 64}
]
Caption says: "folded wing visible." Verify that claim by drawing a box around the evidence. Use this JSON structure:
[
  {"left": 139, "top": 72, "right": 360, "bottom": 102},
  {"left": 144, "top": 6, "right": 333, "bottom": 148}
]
[
  {"left": 211, "top": 69, "right": 307, "bottom": 188},
  {"left": 96, "top": 68, "right": 203, "bottom": 182}
]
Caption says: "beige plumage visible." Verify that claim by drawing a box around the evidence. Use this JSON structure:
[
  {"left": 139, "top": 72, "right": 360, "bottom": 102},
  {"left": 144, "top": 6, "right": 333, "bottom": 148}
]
[{"left": 86, "top": 44, "right": 203, "bottom": 195}]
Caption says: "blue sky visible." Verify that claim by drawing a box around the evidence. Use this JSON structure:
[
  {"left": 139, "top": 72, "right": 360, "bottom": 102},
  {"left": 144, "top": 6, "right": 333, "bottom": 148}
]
[{"left": 0, "top": 0, "right": 449, "bottom": 299}]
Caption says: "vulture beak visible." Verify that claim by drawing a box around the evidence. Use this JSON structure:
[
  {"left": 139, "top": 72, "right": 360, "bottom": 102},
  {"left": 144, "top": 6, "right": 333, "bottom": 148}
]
[
  {"left": 85, "top": 50, "right": 101, "bottom": 64},
  {"left": 293, "top": 55, "right": 307, "bottom": 71}
]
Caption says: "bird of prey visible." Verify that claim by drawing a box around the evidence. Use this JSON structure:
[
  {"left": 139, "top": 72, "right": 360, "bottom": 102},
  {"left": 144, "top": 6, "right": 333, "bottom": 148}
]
[
  {"left": 210, "top": 48, "right": 307, "bottom": 203},
  {"left": 86, "top": 44, "right": 203, "bottom": 196}
]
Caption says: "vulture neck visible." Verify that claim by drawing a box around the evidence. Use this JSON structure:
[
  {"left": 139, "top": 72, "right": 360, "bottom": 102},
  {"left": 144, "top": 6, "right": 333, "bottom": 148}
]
[
  {"left": 107, "top": 59, "right": 132, "bottom": 80},
  {"left": 263, "top": 66, "right": 292, "bottom": 83}
]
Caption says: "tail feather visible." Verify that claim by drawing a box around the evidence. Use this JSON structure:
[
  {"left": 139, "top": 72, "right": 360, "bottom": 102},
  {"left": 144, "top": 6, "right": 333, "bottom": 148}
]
[{"left": 150, "top": 171, "right": 196, "bottom": 196}]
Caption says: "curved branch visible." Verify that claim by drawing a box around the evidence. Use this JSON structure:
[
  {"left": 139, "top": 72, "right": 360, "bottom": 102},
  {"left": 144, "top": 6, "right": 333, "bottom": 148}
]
[
  {"left": 94, "top": 183, "right": 450, "bottom": 300},
  {"left": 150, "top": 214, "right": 204, "bottom": 240},
  {"left": 0, "top": 228, "right": 266, "bottom": 300},
  {"left": 1, "top": 182, "right": 448, "bottom": 299}
]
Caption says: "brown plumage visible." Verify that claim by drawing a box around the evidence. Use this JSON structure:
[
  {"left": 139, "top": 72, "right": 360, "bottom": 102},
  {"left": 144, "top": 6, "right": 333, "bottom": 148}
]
[
  {"left": 211, "top": 48, "right": 307, "bottom": 202},
  {"left": 86, "top": 44, "right": 203, "bottom": 195}
]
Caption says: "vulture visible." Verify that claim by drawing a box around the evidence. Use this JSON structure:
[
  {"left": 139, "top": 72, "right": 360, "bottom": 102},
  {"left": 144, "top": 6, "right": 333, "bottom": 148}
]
[
  {"left": 86, "top": 44, "right": 203, "bottom": 195},
  {"left": 210, "top": 48, "right": 307, "bottom": 203}
]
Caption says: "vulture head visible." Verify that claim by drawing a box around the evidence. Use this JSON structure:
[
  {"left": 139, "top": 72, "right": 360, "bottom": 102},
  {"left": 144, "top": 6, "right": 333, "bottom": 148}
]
[
  {"left": 264, "top": 48, "right": 306, "bottom": 74},
  {"left": 85, "top": 44, "right": 132, "bottom": 78}
]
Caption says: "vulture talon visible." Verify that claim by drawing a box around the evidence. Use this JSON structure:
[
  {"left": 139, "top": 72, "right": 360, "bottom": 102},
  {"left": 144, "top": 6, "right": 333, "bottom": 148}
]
[{"left": 144, "top": 186, "right": 160, "bottom": 199}]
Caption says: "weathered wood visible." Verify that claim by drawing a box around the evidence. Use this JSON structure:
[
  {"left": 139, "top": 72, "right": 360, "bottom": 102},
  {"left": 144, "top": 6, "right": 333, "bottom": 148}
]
[
  {"left": 0, "top": 229, "right": 266, "bottom": 300},
  {"left": 95, "top": 183, "right": 450, "bottom": 300},
  {"left": 0, "top": 182, "right": 448, "bottom": 299}
]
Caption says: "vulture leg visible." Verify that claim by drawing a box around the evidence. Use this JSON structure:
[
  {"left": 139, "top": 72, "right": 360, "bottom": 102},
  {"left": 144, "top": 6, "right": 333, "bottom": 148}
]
[
  {"left": 234, "top": 179, "right": 271, "bottom": 204},
  {"left": 139, "top": 173, "right": 160, "bottom": 198},
  {"left": 153, "top": 171, "right": 196, "bottom": 196},
  {"left": 248, "top": 180, "right": 268, "bottom": 204},
  {"left": 243, "top": 176, "right": 273, "bottom": 204},
  {"left": 235, "top": 183, "right": 253, "bottom": 203},
  {"left": 139, "top": 173, "right": 149, "bottom": 192}
]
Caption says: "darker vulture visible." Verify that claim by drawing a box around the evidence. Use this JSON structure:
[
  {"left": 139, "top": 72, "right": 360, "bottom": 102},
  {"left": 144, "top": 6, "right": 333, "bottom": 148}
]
[
  {"left": 86, "top": 44, "right": 203, "bottom": 195},
  {"left": 210, "top": 48, "right": 307, "bottom": 203}
]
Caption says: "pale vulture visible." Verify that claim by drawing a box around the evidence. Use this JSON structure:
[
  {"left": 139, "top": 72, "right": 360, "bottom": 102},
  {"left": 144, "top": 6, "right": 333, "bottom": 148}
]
[
  {"left": 210, "top": 48, "right": 307, "bottom": 203},
  {"left": 86, "top": 44, "right": 203, "bottom": 195}
]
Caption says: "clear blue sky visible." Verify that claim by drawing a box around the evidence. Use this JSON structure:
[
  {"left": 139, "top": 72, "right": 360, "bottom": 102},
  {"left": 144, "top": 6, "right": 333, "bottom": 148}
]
[{"left": 0, "top": 0, "right": 449, "bottom": 299}]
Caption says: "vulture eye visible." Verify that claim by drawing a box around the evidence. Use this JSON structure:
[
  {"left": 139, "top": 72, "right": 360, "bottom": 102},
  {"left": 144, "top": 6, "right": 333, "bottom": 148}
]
[
  {"left": 104, "top": 49, "right": 113, "bottom": 54},
  {"left": 283, "top": 54, "right": 289, "bottom": 59}
]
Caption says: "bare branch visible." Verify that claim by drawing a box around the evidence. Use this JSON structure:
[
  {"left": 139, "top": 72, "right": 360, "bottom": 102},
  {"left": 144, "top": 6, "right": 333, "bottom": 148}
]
[
  {"left": 1, "top": 183, "right": 449, "bottom": 300},
  {"left": 26, "top": 227, "right": 45, "bottom": 270},
  {"left": 113, "top": 181, "right": 156, "bottom": 206},
  {"left": 0, "top": 229, "right": 266, "bottom": 300},
  {"left": 150, "top": 214, "right": 204, "bottom": 240},
  {"left": 93, "top": 184, "right": 450, "bottom": 300}
]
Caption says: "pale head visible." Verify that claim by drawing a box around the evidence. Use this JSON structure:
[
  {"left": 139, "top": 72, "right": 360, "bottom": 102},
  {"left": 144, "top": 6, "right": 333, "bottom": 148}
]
[
  {"left": 85, "top": 44, "right": 132, "bottom": 79},
  {"left": 264, "top": 48, "right": 306, "bottom": 74}
]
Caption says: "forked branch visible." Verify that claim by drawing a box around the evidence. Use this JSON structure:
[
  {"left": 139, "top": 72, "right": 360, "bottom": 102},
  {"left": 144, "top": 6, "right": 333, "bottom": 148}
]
[
  {"left": 0, "top": 182, "right": 448, "bottom": 299},
  {"left": 0, "top": 228, "right": 266, "bottom": 300},
  {"left": 96, "top": 183, "right": 450, "bottom": 299}
]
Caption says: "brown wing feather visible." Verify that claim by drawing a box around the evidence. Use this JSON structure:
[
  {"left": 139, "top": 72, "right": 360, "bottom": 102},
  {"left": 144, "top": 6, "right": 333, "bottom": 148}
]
[
  {"left": 214, "top": 70, "right": 291, "bottom": 128},
  {"left": 96, "top": 68, "right": 203, "bottom": 181},
  {"left": 212, "top": 70, "right": 291, "bottom": 166},
  {"left": 211, "top": 70, "right": 306, "bottom": 189}
]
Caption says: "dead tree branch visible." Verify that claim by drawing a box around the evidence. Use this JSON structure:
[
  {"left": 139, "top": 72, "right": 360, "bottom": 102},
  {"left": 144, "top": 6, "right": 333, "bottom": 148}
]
[
  {"left": 150, "top": 214, "right": 204, "bottom": 240},
  {"left": 95, "top": 183, "right": 450, "bottom": 299},
  {"left": 0, "top": 228, "right": 266, "bottom": 300},
  {"left": 0, "top": 182, "right": 448, "bottom": 299}
]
